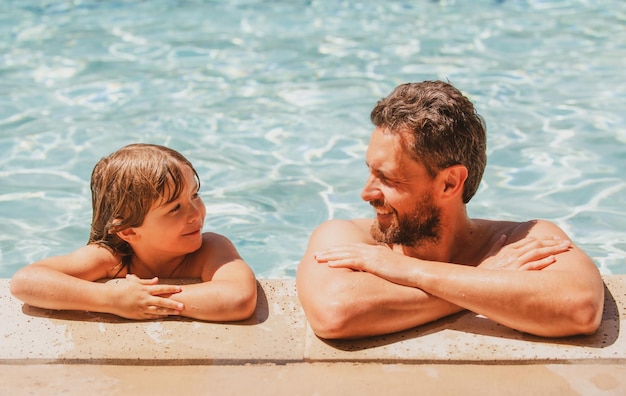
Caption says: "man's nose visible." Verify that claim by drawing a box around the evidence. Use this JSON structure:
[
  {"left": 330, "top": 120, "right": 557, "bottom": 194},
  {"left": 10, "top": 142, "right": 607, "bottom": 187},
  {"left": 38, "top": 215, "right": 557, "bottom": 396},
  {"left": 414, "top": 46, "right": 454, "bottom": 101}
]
[{"left": 361, "top": 175, "right": 381, "bottom": 202}]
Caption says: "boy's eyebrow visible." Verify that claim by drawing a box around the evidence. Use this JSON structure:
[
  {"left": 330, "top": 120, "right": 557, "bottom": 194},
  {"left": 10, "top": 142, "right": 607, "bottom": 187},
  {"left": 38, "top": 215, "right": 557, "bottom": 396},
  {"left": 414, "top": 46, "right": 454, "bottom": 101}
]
[
  {"left": 154, "top": 197, "right": 173, "bottom": 209},
  {"left": 171, "top": 179, "right": 200, "bottom": 202}
]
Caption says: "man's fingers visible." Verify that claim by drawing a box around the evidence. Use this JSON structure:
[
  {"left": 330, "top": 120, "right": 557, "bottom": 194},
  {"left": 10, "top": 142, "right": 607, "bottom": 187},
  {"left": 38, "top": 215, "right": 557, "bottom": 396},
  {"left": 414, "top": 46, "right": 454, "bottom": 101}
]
[
  {"left": 513, "top": 238, "right": 571, "bottom": 257},
  {"left": 519, "top": 256, "right": 556, "bottom": 271},
  {"left": 326, "top": 257, "right": 358, "bottom": 268},
  {"left": 315, "top": 249, "right": 353, "bottom": 263}
]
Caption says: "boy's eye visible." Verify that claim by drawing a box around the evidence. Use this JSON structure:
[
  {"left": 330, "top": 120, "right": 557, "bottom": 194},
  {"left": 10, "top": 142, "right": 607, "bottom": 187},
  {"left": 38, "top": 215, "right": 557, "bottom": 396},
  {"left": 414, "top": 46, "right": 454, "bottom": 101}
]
[{"left": 170, "top": 204, "right": 181, "bottom": 213}]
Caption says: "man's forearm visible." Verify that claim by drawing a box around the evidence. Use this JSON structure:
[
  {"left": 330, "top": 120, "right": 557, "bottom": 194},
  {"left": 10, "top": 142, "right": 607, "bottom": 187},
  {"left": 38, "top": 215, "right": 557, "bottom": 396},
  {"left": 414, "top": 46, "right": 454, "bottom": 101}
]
[
  {"left": 408, "top": 263, "right": 603, "bottom": 337},
  {"left": 298, "top": 269, "right": 464, "bottom": 339}
]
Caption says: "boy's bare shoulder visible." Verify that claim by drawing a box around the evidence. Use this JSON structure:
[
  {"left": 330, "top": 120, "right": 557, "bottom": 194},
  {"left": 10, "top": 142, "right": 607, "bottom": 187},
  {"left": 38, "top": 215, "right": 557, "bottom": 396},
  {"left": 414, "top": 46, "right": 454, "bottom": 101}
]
[
  {"left": 197, "top": 232, "right": 242, "bottom": 260},
  {"left": 180, "top": 233, "right": 245, "bottom": 278},
  {"left": 200, "top": 231, "right": 236, "bottom": 248},
  {"left": 67, "top": 243, "right": 122, "bottom": 278}
]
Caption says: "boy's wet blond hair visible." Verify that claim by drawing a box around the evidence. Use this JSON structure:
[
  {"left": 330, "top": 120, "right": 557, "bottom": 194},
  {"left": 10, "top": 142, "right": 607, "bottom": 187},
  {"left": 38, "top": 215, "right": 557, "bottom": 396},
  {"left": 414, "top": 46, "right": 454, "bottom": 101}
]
[{"left": 88, "top": 143, "right": 200, "bottom": 264}]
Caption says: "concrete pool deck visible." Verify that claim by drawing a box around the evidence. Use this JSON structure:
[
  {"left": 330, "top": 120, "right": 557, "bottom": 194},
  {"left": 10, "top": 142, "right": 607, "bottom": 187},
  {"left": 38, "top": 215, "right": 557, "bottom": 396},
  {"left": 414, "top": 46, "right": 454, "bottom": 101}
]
[{"left": 1, "top": 275, "right": 625, "bottom": 395}]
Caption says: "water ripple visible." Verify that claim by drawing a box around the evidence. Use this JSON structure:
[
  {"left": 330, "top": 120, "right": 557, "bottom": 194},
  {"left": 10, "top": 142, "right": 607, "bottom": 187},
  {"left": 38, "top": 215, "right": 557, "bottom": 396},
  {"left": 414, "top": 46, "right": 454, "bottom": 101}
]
[{"left": 1, "top": 0, "right": 625, "bottom": 277}]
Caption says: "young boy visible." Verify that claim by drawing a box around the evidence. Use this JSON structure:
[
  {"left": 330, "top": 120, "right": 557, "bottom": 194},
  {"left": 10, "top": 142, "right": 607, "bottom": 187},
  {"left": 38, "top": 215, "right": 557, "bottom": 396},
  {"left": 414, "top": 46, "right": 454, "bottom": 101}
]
[{"left": 10, "top": 143, "right": 257, "bottom": 321}]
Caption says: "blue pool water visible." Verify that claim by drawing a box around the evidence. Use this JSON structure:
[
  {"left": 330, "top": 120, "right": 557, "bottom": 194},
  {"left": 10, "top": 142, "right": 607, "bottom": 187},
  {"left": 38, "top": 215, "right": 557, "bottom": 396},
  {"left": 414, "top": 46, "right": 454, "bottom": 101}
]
[{"left": 1, "top": 0, "right": 625, "bottom": 278}]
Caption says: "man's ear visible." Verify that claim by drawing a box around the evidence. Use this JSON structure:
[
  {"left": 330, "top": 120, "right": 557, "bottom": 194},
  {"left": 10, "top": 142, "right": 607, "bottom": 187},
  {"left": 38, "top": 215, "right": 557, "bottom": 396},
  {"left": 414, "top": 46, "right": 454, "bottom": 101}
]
[
  {"left": 116, "top": 227, "right": 137, "bottom": 243},
  {"left": 439, "top": 165, "right": 468, "bottom": 200}
]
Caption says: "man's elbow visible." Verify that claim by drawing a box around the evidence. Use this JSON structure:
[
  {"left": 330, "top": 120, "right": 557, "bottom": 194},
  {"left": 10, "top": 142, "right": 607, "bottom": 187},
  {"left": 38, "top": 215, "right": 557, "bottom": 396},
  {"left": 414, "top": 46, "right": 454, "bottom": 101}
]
[
  {"left": 570, "top": 289, "right": 604, "bottom": 335},
  {"left": 9, "top": 270, "right": 31, "bottom": 303},
  {"left": 547, "top": 287, "right": 605, "bottom": 337},
  {"left": 302, "top": 299, "right": 358, "bottom": 340}
]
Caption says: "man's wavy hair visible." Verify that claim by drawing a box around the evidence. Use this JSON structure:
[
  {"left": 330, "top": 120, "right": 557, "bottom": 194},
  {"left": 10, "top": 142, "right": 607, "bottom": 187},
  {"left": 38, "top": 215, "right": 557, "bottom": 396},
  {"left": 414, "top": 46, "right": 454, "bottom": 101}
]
[
  {"left": 88, "top": 143, "right": 200, "bottom": 265},
  {"left": 370, "top": 81, "right": 487, "bottom": 203}
]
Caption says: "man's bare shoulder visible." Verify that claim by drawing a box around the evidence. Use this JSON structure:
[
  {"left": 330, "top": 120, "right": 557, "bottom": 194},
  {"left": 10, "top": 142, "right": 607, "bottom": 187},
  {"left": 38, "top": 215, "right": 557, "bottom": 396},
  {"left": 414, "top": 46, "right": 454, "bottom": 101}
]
[
  {"left": 309, "top": 218, "right": 375, "bottom": 246},
  {"left": 487, "top": 219, "right": 569, "bottom": 242},
  {"left": 472, "top": 218, "right": 539, "bottom": 241},
  {"left": 313, "top": 218, "right": 374, "bottom": 235}
]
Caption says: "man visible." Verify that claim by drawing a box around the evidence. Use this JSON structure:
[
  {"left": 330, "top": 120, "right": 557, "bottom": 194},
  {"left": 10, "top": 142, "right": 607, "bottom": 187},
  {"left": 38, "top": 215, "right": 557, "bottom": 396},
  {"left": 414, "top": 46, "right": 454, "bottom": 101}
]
[{"left": 296, "top": 81, "right": 604, "bottom": 340}]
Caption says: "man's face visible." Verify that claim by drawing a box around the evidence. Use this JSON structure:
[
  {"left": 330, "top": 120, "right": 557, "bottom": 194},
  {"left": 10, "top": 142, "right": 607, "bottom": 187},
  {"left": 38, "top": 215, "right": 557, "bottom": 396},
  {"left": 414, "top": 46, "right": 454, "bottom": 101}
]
[
  {"left": 362, "top": 127, "right": 441, "bottom": 247},
  {"left": 369, "top": 192, "right": 441, "bottom": 246}
]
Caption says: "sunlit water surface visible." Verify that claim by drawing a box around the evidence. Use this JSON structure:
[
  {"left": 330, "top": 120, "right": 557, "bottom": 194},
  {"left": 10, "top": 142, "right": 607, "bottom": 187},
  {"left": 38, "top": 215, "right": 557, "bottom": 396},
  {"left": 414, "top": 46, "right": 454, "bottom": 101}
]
[{"left": 1, "top": 0, "right": 625, "bottom": 278}]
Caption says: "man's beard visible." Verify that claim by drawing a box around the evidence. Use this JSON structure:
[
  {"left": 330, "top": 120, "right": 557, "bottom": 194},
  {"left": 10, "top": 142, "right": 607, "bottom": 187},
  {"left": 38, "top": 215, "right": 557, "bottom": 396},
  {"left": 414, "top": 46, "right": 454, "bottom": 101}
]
[{"left": 369, "top": 195, "right": 441, "bottom": 247}]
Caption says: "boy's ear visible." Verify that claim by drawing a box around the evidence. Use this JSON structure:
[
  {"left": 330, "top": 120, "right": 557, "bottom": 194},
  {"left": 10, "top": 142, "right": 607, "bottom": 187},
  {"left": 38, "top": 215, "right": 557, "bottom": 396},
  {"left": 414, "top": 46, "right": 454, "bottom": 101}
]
[
  {"left": 116, "top": 228, "right": 137, "bottom": 243},
  {"left": 439, "top": 164, "right": 468, "bottom": 200}
]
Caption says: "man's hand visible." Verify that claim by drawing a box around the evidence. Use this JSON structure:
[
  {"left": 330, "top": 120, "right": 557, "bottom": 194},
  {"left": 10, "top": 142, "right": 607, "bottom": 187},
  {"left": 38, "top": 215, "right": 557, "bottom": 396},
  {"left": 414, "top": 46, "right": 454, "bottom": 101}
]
[
  {"left": 107, "top": 274, "right": 185, "bottom": 319},
  {"left": 314, "top": 235, "right": 572, "bottom": 277},
  {"left": 315, "top": 243, "right": 402, "bottom": 274},
  {"left": 480, "top": 235, "right": 572, "bottom": 271}
]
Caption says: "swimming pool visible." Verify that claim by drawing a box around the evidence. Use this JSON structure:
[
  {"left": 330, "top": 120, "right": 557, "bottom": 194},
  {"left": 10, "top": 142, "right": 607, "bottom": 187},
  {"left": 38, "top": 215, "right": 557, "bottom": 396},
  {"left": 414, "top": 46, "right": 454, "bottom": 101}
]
[{"left": 1, "top": 0, "right": 625, "bottom": 278}]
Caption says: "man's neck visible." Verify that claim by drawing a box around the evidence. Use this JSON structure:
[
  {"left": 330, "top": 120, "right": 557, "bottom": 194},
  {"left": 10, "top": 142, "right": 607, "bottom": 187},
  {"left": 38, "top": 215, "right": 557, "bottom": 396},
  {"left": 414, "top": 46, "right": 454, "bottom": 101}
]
[{"left": 401, "top": 213, "right": 487, "bottom": 266}]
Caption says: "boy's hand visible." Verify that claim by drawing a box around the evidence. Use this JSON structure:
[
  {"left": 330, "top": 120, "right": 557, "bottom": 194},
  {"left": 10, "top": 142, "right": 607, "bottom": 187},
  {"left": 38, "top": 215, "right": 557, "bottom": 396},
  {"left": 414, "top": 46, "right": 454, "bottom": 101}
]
[{"left": 107, "top": 274, "right": 184, "bottom": 319}]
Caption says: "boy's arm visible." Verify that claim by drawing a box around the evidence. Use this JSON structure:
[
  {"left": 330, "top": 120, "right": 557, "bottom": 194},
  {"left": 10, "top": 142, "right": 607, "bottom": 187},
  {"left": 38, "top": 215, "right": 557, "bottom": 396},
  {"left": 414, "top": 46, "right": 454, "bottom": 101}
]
[
  {"left": 170, "top": 233, "right": 257, "bottom": 322},
  {"left": 10, "top": 245, "right": 184, "bottom": 319},
  {"left": 296, "top": 219, "right": 464, "bottom": 339}
]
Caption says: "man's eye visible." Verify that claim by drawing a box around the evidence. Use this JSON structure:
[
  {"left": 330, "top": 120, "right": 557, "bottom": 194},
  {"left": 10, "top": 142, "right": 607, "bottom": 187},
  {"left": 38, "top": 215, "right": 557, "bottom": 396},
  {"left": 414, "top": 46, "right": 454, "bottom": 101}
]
[{"left": 381, "top": 176, "right": 398, "bottom": 186}]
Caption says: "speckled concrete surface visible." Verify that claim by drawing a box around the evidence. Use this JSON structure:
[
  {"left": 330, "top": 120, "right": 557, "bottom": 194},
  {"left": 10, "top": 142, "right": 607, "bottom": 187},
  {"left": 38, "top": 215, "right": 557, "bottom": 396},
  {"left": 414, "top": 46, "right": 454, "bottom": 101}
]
[
  {"left": 306, "top": 276, "right": 626, "bottom": 363},
  {"left": 0, "top": 276, "right": 624, "bottom": 395},
  {"left": 0, "top": 280, "right": 305, "bottom": 364}
]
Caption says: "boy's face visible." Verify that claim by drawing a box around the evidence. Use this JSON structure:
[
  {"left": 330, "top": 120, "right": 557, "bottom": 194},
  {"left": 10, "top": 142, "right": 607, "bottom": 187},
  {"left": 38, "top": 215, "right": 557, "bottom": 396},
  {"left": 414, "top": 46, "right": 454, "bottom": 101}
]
[{"left": 130, "top": 165, "right": 206, "bottom": 257}]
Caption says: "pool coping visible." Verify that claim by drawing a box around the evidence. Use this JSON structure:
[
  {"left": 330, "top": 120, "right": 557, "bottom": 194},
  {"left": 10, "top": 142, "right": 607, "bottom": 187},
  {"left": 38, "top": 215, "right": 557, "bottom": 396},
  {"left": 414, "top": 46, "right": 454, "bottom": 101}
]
[{"left": 1, "top": 275, "right": 625, "bottom": 394}]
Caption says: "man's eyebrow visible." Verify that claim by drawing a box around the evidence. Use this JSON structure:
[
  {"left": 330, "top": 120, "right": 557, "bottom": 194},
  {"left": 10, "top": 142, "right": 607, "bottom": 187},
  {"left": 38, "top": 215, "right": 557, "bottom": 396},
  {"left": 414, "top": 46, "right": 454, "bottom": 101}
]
[{"left": 366, "top": 162, "right": 393, "bottom": 179}]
